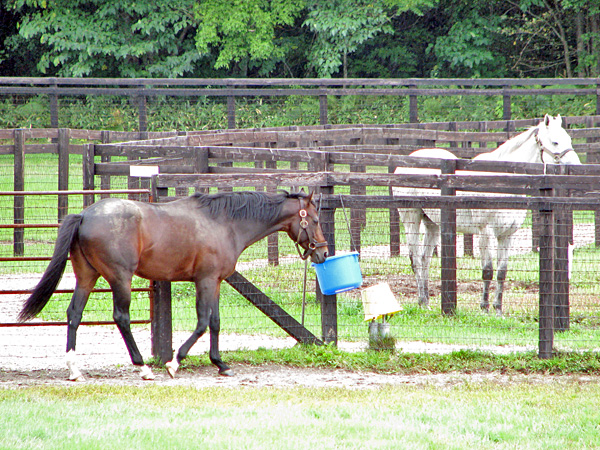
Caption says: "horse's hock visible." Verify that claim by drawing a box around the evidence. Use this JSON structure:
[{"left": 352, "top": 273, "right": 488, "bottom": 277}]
[{"left": 2, "top": 116, "right": 600, "bottom": 372}]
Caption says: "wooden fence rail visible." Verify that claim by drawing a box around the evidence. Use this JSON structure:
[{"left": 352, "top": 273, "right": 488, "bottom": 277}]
[{"left": 2, "top": 77, "right": 600, "bottom": 129}]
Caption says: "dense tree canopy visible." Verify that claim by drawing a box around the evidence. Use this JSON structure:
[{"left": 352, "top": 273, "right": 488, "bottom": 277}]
[{"left": 2, "top": 0, "right": 599, "bottom": 78}]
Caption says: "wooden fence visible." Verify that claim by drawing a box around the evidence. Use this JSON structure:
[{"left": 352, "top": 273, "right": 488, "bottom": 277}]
[
  {"left": 2, "top": 77, "right": 600, "bottom": 129},
  {"left": 3, "top": 117, "right": 600, "bottom": 361}
]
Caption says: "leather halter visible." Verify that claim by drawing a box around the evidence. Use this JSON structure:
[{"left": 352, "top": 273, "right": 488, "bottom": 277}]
[
  {"left": 535, "top": 129, "right": 574, "bottom": 164},
  {"left": 295, "top": 207, "right": 327, "bottom": 260}
]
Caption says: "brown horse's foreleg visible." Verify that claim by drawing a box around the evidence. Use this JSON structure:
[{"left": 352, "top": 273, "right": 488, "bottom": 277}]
[
  {"left": 167, "top": 279, "right": 231, "bottom": 378},
  {"left": 111, "top": 280, "right": 155, "bottom": 380}
]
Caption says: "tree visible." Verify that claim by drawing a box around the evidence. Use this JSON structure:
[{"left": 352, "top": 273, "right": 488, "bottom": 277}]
[
  {"left": 6, "top": 0, "right": 201, "bottom": 77},
  {"left": 193, "top": 0, "right": 306, "bottom": 76},
  {"left": 303, "top": 0, "right": 436, "bottom": 78}
]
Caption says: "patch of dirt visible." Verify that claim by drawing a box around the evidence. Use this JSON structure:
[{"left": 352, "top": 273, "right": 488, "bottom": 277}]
[{"left": 2, "top": 363, "right": 599, "bottom": 389}]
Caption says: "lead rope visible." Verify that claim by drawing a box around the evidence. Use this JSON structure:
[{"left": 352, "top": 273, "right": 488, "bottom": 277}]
[
  {"left": 301, "top": 194, "right": 323, "bottom": 327},
  {"left": 339, "top": 194, "right": 357, "bottom": 252}
]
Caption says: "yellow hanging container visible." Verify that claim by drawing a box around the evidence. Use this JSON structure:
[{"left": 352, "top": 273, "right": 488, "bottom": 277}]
[{"left": 361, "top": 283, "right": 402, "bottom": 321}]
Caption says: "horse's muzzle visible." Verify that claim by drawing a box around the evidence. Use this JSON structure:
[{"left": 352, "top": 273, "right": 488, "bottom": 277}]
[{"left": 310, "top": 245, "right": 328, "bottom": 264}]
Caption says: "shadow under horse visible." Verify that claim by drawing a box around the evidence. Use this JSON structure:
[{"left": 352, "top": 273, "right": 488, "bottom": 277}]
[{"left": 19, "top": 190, "right": 328, "bottom": 381}]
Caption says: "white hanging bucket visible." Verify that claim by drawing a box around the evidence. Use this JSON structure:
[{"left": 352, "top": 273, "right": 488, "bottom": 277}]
[{"left": 361, "top": 283, "right": 402, "bottom": 321}]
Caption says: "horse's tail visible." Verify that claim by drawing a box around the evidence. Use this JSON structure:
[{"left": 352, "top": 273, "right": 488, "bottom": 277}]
[{"left": 18, "top": 214, "right": 84, "bottom": 322}]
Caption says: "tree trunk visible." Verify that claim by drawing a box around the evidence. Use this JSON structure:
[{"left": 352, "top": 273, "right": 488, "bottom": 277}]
[{"left": 576, "top": 10, "right": 585, "bottom": 77}]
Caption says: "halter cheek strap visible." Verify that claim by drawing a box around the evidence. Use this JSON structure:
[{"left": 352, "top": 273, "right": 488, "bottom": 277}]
[
  {"left": 535, "top": 132, "right": 574, "bottom": 164},
  {"left": 295, "top": 208, "right": 328, "bottom": 260}
]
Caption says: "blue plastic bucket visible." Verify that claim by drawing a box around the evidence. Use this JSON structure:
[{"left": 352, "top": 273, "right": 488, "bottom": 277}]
[{"left": 312, "top": 252, "right": 362, "bottom": 295}]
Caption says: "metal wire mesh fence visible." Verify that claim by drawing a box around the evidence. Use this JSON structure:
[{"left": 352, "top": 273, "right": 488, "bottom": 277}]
[{"left": 2, "top": 116, "right": 600, "bottom": 373}]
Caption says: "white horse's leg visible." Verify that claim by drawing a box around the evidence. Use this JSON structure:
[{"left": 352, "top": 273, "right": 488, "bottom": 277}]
[
  {"left": 494, "top": 234, "right": 513, "bottom": 315},
  {"left": 420, "top": 217, "right": 440, "bottom": 309},
  {"left": 479, "top": 228, "right": 494, "bottom": 312},
  {"left": 400, "top": 209, "right": 429, "bottom": 307}
]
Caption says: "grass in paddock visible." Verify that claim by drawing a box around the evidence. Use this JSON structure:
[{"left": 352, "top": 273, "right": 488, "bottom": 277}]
[{"left": 1, "top": 381, "right": 600, "bottom": 450}]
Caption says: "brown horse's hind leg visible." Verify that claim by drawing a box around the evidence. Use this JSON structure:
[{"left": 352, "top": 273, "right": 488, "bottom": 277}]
[
  {"left": 66, "top": 247, "right": 100, "bottom": 381},
  {"left": 167, "top": 279, "right": 231, "bottom": 378},
  {"left": 109, "top": 277, "right": 155, "bottom": 380}
]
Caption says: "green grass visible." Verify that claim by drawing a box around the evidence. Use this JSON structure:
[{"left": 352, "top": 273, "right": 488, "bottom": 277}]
[{"left": 1, "top": 380, "right": 600, "bottom": 449}]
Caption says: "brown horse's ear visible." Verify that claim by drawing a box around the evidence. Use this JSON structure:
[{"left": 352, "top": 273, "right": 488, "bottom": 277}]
[
  {"left": 307, "top": 191, "right": 314, "bottom": 203},
  {"left": 300, "top": 187, "right": 306, "bottom": 194}
]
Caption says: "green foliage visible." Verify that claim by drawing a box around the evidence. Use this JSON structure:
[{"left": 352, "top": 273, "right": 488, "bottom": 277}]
[
  {"left": 9, "top": 0, "right": 201, "bottom": 77},
  {"left": 194, "top": 0, "right": 305, "bottom": 75},
  {"left": 303, "top": 0, "right": 436, "bottom": 77}
]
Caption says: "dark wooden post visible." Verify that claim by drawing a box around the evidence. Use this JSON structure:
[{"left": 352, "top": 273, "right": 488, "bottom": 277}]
[
  {"left": 502, "top": 85, "right": 511, "bottom": 121},
  {"left": 227, "top": 96, "right": 236, "bottom": 129},
  {"left": 13, "top": 129, "right": 25, "bottom": 256},
  {"left": 538, "top": 188, "right": 554, "bottom": 359},
  {"left": 82, "top": 144, "right": 95, "bottom": 207},
  {"left": 100, "top": 131, "right": 111, "bottom": 199},
  {"left": 151, "top": 280, "right": 173, "bottom": 364},
  {"left": 137, "top": 86, "right": 148, "bottom": 139},
  {"left": 389, "top": 165, "right": 401, "bottom": 257},
  {"left": 311, "top": 152, "right": 337, "bottom": 345},
  {"left": 319, "top": 94, "right": 328, "bottom": 125},
  {"left": 349, "top": 164, "right": 366, "bottom": 254},
  {"left": 49, "top": 79, "right": 59, "bottom": 129},
  {"left": 409, "top": 85, "right": 418, "bottom": 123},
  {"left": 57, "top": 128, "right": 70, "bottom": 221},
  {"left": 440, "top": 159, "right": 457, "bottom": 315},
  {"left": 319, "top": 184, "right": 337, "bottom": 345},
  {"left": 150, "top": 177, "right": 174, "bottom": 363},
  {"left": 553, "top": 165, "right": 570, "bottom": 331}
]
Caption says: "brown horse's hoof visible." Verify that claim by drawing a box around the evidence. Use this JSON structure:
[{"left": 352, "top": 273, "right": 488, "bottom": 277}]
[{"left": 219, "top": 368, "right": 234, "bottom": 377}]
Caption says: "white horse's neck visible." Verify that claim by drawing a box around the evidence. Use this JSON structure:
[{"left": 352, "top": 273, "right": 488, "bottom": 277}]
[{"left": 478, "top": 126, "right": 540, "bottom": 163}]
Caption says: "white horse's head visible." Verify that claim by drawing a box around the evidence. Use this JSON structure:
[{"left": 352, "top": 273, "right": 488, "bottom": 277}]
[{"left": 536, "top": 114, "right": 580, "bottom": 165}]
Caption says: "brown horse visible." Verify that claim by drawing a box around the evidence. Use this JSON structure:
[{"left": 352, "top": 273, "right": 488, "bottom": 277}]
[{"left": 18, "top": 190, "right": 328, "bottom": 381}]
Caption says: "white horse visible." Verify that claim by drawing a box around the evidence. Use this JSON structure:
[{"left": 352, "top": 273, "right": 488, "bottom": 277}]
[{"left": 393, "top": 114, "right": 581, "bottom": 314}]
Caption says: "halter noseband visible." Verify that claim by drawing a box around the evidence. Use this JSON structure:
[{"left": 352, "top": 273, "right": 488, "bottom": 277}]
[
  {"left": 535, "top": 129, "right": 574, "bottom": 164},
  {"left": 295, "top": 206, "right": 327, "bottom": 260}
]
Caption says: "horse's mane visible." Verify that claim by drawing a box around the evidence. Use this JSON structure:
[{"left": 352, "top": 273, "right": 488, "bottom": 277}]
[
  {"left": 487, "top": 125, "right": 538, "bottom": 160},
  {"left": 192, "top": 190, "right": 308, "bottom": 222}
]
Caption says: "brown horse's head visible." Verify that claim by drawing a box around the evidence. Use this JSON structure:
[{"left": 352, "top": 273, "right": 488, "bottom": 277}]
[{"left": 286, "top": 191, "right": 328, "bottom": 264}]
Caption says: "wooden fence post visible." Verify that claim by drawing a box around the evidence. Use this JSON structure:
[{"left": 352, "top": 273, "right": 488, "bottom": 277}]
[
  {"left": 440, "top": 159, "right": 457, "bottom": 315},
  {"left": 100, "top": 131, "right": 111, "bottom": 199},
  {"left": 57, "top": 128, "right": 70, "bottom": 221},
  {"left": 137, "top": 86, "right": 148, "bottom": 139},
  {"left": 150, "top": 177, "right": 174, "bottom": 363},
  {"left": 553, "top": 165, "right": 571, "bottom": 332},
  {"left": 227, "top": 96, "right": 236, "bottom": 129},
  {"left": 409, "top": 85, "right": 418, "bottom": 123},
  {"left": 319, "top": 184, "right": 337, "bottom": 345},
  {"left": 82, "top": 144, "right": 95, "bottom": 207},
  {"left": 538, "top": 188, "right": 555, "bottom": 359},
  {"left": 50, "top": 79, "right": 59, "bottom": 128},
  {"left": 388, "top": 165, "right": 401, "bottom": 257},
  {"left": 319, "top": 94, "right": 328, "bottom": 125},
  {"left": 311, "top": 153, "right": 337, "bottom": 345},
  {"left": 502, "top": 85, "right": 511, "bottom": 121},
  {"left": 151, "top": 280, "right": 173, "bottom": 364},
  {"left": 13, "top": 129, "right": 25, "bottom": 256}
]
